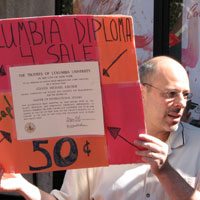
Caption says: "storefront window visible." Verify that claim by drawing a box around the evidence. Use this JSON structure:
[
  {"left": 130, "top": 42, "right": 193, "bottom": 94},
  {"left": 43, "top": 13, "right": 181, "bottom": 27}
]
[{"left": 170, "top": 0, "right": 200, "bottom": 128}]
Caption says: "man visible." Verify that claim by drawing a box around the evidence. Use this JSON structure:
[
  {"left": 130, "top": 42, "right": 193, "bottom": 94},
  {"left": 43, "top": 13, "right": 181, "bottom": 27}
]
[{"left": 0, "top": 56, "right": 200, "bottom": 200}]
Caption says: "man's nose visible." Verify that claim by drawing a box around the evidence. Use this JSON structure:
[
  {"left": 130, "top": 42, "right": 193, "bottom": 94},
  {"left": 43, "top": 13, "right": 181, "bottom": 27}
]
[{"left": 173, "top": 94, "right": 187, "bottom": 108}]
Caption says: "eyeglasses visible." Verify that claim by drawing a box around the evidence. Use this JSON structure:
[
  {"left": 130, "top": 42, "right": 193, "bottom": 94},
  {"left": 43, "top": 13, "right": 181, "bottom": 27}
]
[{"left": 142, "top": 83, "right": 192, "bottom": 101}]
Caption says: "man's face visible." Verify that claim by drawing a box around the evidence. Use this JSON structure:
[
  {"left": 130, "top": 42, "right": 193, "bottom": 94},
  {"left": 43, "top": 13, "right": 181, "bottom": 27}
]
[{"left": 142, "top": 59, "right": 190, "bottom": 138}]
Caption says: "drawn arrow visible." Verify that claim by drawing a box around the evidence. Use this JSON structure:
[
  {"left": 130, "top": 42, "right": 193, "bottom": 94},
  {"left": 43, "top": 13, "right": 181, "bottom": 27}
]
[
  {"left": 0, "top": 65, "right": 6, "bottom": 76},
  {"left": 107, "top": 126, "right": 140, "bottom": 150},
  {"left": 0, "top": 130, "right": 12, "bottom": 143},
  {"left": 83, "top": 140, "right": 91, "bottom": 156},
  {"left": 103, "top": 48, "right": 128, "bottom": 77}
]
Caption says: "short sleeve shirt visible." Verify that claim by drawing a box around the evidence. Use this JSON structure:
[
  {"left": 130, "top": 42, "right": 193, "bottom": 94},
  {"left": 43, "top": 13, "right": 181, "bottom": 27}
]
[{"left": 51, "top": 122, "right": 200, "bottom": 200}]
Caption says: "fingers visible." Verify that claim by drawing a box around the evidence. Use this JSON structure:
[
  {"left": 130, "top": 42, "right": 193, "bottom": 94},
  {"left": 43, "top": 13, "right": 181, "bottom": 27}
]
[
  {"left": 135, "top": 149, "right": 165, "bottom": 164},
  {"left": 133, "top": 134, "right": 169, "bottom": 174},
  {"left": 134, "top": 134, "right": 169, "bottom": 155},
  {"left": 136, "top": 149, "right": 157, "bottom": 158},
  {"left": 134, "top": 140, "right": 160, "bottom": 152},
  {"left": 0, "top": 168, "right": 3, "bottom": 177},
  {"left": 134, "top": 134, "right": 167, "bottom": 151},
  {"left": 0, "top": 165, "right": 4, "bottom": 181},
  {"left": 136, "top": 134, "right": 165, "bottom": 146}
]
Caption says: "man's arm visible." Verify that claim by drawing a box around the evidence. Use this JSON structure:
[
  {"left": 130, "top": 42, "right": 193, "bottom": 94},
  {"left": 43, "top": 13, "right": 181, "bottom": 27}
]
[
  {"left": 0, "top": 171, "right": 56, "bottom": 200},
  {"left": 19, "top": 180, "right": 57, "bottom": 200},
  {"left": 154, "top": 161, "right": 200, "bottom": 200},
  {"left": 134, "top": 134, "right": 200, "bottom": 200}
]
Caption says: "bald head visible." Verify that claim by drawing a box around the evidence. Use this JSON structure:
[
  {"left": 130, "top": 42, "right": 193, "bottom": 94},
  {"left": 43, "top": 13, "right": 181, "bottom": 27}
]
[{"left": 139, "top": 56, "right": 189, "bottom": 85}]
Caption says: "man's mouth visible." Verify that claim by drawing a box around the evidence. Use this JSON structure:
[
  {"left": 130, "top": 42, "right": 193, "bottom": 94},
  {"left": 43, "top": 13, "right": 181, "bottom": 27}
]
[{"left": 167, "top": 112, "right": 182, "bottom": 122}]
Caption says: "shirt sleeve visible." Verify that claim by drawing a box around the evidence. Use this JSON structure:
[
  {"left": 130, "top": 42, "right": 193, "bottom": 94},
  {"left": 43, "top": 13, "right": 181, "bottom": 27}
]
[
  {"left": 195, "top": 170, "right": 200, "bottom": 191},
  {"left": 51, "top": 168, "right": 90, "bottom": 200}
]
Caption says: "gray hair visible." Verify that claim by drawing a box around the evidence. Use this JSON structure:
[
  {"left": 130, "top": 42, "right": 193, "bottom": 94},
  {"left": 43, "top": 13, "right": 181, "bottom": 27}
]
[{"left": 139, "top": 60, "right": 157, "bottom": 84}]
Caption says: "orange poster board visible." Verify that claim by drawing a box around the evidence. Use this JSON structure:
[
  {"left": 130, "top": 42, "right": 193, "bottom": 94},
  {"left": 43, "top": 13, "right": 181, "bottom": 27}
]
[{"left": 0, "top": 15, "right": 145, "bottom": 173}]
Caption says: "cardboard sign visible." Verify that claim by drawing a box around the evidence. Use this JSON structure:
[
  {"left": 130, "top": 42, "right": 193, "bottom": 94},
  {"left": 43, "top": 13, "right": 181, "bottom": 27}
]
[{"left": 0, "top": 15, "right": 145, "bottom": 173}]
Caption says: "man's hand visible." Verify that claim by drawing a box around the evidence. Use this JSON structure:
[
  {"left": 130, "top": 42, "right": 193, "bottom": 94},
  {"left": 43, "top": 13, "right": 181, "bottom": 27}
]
[
  {"left": 0, "top": 168, "right": 25, "bottom": 192},
  {"left": 0, "top": 167, "right": 57, "bottom": 200},
  {"left": 134, "top": 134, "right": 169, "bottom": 175}
]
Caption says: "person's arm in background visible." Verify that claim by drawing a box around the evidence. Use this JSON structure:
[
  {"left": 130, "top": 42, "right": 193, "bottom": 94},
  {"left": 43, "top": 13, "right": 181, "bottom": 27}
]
[{"left": 0, "top": 170, "right": 56, "bottom": 200}]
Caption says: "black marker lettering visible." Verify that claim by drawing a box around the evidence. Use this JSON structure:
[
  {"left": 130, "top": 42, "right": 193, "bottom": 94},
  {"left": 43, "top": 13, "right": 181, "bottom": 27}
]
[
  {"left": 18, "top": 22, "right": 31, "bottom": 46},
  {"left": 28, "top": 21, "right": 44, "bottom": 45},
  {"left": 0, "top": 95, "right": 13, "bottom": 121},
  {"left": 71, "top": 44, "right": 77, "bottom": 61},
  {"left": 74, "top": 18, "right": 86, "bottom": 44},
  {"left": 20, "top": 46, "right": 35, "bottom": 64},
  {"left": 118, "top": 18, "right": 124, "bottom": 42},
  {"left": 54, "top": 137, "right": 78, "bottom": 167},
  {"left": 50, "top": 19, "right": 62, "bottom": 43},
  {"left": 29, "top": 140, "right": 52, "bottom": 171},
  {"left": 60, "top": 43, "right": 70, "bottom": 62},
  {"left": 47, "top": 44, "right": 60, "bottom": 63},
  {"left": 87, "top": 18, "right": 91, "bottom": 43},
  {"left": 125, "top": 18, "right": 132, "bottom": 41},
  {"left": 42, "top": 20, "right": 47, "bottom": 44},
  {"left": 83, "top": 44, "right": 93, "bottom": 61},
  {"left": 102, "top": 18, "right": 112, "bottom": 42},
  {"left": 0, "top": 23, "right": 17, "bottom": 48},
  {"left": 110, "top": 19, "right": 118, "bottom": 41},
  {"left": 92, "top": 18, "right": 101, "bottom": 41},
  {"left": 4, "top": 95, "right": 13, "bottom": 119}
]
